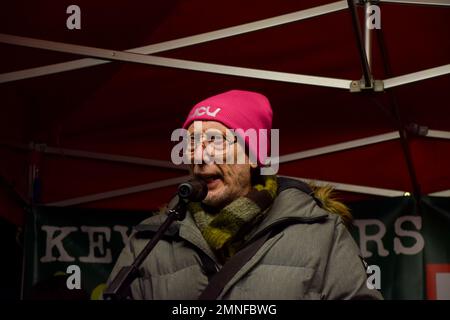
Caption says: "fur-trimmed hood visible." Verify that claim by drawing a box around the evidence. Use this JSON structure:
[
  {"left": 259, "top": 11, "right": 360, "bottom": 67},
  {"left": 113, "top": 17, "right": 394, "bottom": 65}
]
[{"left": 309, "top": 183, "right": 352, "bottom": 226}]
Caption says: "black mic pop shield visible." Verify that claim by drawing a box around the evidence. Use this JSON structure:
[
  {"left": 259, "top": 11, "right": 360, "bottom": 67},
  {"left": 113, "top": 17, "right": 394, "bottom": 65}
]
[{"left": 178, "top": 179, "right": 208, "bottom": 201}]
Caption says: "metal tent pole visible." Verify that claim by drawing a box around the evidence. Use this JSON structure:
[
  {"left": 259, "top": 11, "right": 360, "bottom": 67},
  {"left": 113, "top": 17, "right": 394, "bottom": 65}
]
[
  {"left": 384, "top": 65, "right": 450, "bottom": 88},
  {"left": 364, "top": 1, "right": 373, "bottom": 70},
  {"left": 278, "top": 175, "right": 406, "bottom": 196},
  {"left": 347, "top": 0, "right": 373, "bottom": 88},
  {"left": 0, "top": 33, "right": 351, "bottom": 89},
  {"left": 427, "top": 130, "right": 450, "bottom": 140},
  {"left": 46, "top": 175, "right": 191, "bottom": 206},
  {"left": 278, "top": 132, "right": 400, "bottom": 163},
  {"left": 0, "top": 1, "right": 348, "bottom": 83},
  {"left": 375, "top": 27, "right": 422, "bottom": 200},
  {"left": 380, "top": 0, "right": 450, "bottom": 6},
  {"left": 429, "top": 190, "right": 450, "bottom": 196}
]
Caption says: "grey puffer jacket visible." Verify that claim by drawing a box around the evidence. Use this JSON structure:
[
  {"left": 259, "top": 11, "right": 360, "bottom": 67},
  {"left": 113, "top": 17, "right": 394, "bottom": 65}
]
[{"left": 107, "top": 180, "right": 382, "bottom": 300}]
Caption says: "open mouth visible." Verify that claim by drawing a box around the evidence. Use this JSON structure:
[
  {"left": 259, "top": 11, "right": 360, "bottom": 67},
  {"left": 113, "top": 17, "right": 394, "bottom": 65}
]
[{"left": 197, "top": 174, "right": 223, "bottom": 187}]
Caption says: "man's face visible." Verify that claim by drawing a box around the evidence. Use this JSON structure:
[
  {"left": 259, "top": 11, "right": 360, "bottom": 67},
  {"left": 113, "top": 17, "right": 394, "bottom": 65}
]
[{"left": 186, "top": 121, "right": 256, "bottom": 208}]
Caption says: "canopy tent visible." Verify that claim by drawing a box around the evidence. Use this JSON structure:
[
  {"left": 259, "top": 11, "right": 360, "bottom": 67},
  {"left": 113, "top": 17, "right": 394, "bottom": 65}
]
[{"left": 0, "top": 0, "right": 449, "bottom": 226}]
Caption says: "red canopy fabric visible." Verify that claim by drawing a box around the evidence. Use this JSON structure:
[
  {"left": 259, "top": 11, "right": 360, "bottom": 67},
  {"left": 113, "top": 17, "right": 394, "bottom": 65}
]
[{"left": 1, "top": 0, "right": 449, "bottom": 225}]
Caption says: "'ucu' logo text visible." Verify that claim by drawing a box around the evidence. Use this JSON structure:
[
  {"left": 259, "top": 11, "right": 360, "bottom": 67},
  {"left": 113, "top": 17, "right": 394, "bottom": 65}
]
[{"left": 188, "top": 106, "right": 221, "bottom": 118}]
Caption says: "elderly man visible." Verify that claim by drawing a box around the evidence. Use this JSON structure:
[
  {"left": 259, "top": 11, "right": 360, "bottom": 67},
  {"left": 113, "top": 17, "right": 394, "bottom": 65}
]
[{"left": 107, "top": 90, "right": 382, "bottom": 300}]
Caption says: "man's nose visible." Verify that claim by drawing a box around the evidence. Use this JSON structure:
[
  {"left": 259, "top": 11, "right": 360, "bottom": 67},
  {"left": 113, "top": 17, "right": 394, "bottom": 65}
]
[
  {"left": 193, "top": 142, "right": 204, "bottom": 164},
  {"left": 193, "top": 141, "right": 214, "bottom": 164}
]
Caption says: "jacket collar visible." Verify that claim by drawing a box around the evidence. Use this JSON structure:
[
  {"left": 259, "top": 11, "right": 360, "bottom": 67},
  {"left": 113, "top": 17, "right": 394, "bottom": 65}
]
[
  {"left": 177, "top": 211, "right": 222, "bottom": 264},
  {"left": 177, "top": 187, "right": 327, "bottom": 256},
  {"left": 245, "top": 187, "right": 328, "bottom": 242},
  {"left": 135, "top": 186, "right": 327, "bottom": 264},
  {"left": 135, "top": 210, "right": 222, "bottom": 265}
]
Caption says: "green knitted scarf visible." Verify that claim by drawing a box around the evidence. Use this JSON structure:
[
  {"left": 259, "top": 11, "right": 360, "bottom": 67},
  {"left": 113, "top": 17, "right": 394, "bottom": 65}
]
[{"left": 188, "top": 175, "right": 277, "bottom": 261}]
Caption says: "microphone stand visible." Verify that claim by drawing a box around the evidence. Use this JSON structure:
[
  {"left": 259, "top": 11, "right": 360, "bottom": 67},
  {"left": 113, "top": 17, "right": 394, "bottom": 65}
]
[{"left": 103, "top": 195, "right": 188, "bottom": 300}]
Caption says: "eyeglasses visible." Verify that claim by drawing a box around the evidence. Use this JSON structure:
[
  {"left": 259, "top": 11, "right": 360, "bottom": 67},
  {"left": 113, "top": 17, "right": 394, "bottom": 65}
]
[{"left": 186, "top": 129, "right": 238, "bottom": 158}]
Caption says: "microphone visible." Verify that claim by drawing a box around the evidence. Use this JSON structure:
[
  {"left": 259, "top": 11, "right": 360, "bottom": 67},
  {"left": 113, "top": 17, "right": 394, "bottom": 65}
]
[
  {"left": 178, "top": 179, "right": 208, "bottom": 201},
  {"left": 106, "top": 179, "right": 204, "bottom": 300}
]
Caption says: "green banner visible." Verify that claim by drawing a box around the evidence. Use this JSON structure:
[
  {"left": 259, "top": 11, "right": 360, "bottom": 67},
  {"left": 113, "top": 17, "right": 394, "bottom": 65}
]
[
  {"left": 23, "top": 206, "right": 150, "bottom": 300},
  {"left": 23, "top": 197, "right": 450, "bottom": 300},
  {"left": 348, "top": 196, "right": 450, "bottom": 300}
]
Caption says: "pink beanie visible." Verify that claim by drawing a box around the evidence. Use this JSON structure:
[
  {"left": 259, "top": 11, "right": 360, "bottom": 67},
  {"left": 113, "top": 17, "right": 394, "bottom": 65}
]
[{"left": 182, "top": 90, "right": 273, "bottom": 166}]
